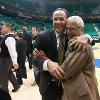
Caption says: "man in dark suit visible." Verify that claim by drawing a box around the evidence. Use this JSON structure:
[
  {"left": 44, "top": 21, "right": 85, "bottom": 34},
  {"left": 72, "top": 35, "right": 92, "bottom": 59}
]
[
  {"left": 22, "top": 27, "right": 33, "bottom": 69},
  {"left": 31, "top": 27, "right": 39, "bottom": 86},
  {"left": 16, "top": 32, "right": 27, "bottom": 85},
  {"left": 33, "top": 8, "right": 69, "bottom": 100}
]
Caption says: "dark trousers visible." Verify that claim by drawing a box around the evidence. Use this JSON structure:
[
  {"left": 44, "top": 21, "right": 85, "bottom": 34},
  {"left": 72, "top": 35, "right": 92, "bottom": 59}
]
[
  {"left": 0, "top": 58, "right": 11, "bottom": 92},
  {"left": 26, "top": 53, "right": 32, "bottom": 69},
  {"left": 34, "top": 73, "right": 40, "bottom": 86},
  {"left": 42, "top": 81, "right": 63, "bottom": 100},
  {"left": 16, "top": 60, "right": 27, "bottom": 82},
  {"left": 0, "top": 89, "right": 12, "bottom": 100},
  {"left": 8, "top": 68, "right": 19, "bottom": 88}
]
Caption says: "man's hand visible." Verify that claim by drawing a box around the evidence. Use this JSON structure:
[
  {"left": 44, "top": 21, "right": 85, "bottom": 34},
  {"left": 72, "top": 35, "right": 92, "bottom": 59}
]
[
  {"left": 69, "top": 39, "right": 83, "bottom": 50},
  {"left": 33, "top": 48, "right": 46, "bottom": 58},
  {"left": 47, "top": 60, "right": 65, "bottom": 80},
  {"left": 13, "top": 64, "right": 19, "bottom": 71},
  {"left": 69, "top": 37, "right": 87, "bottom": 52}
]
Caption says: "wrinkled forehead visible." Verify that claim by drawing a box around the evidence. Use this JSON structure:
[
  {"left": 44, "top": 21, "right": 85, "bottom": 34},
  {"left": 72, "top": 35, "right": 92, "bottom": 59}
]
[
  {"left": 67, "top": 21, "right": 78, "bottom": 28},
  {"left": 53, "top": 10, "right": 67, "bottom": 18}
]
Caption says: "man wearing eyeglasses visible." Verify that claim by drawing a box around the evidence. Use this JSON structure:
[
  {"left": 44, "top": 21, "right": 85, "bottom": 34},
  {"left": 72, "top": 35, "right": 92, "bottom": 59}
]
[
  {"left": 60, "top": 16, "right": 100, "bottom": 100},
  {"left": 34, "top": 15, "right": 99, "bottom": 100}
]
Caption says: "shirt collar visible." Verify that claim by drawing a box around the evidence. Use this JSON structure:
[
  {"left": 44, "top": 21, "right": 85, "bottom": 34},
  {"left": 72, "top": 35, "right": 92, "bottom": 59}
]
[{"left": 55, "top": 31, "right": 59, "bottom": 38}]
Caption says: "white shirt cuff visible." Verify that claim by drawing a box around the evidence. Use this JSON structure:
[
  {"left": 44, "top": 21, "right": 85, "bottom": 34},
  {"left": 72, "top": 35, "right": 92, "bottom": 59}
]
[{"left": 43, "top": 59, "right": 50, "bottom": 71}]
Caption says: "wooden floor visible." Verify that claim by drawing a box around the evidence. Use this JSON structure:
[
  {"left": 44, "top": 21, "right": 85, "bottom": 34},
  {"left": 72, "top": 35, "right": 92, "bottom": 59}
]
[
  {"left": 9, "top": 64, "right": 41, "bottom": 100},
  {"left": 9, "top": 43, "right": 100, "bottom": 100},
  {"left": 8, "top": 67, "right": 100, "bottom": 100}
]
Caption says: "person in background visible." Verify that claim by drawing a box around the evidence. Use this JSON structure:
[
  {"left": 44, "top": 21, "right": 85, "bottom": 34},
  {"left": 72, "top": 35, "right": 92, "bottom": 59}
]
[
  {"left": 31, "top": 26, "right": 39, "bottom": 86},
  {"left": 0, "top": 27, "right": 20, "bottom": 93},
  {"left": 15, "top": 32, "right": 27, "bottom": 85},
  {"left": 22, "top": 26, "right": 33, "bottom": 69},
  {"left": 32, "top": 27, "right": 39, "bottom": 49},
  {"left": 0, "top": 24, "right": 19, "bottom": 99},
  {"left": 8, "top": 67, "right": 20, "bottom": 92}
]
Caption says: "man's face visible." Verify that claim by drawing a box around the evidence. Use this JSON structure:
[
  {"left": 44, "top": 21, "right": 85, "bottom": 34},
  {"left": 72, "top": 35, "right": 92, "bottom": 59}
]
[
  {"left": 1, "top": 25, "right": 8, "bottom": 35},
  {"left": 32, "top": 27, "right": 37, "bottom": 36},
  {"left": 66, "top": 21, "right": 82, "bottom": 38},
  {"left": 53, "top": 10, "right": 67, "bottom": 34}
]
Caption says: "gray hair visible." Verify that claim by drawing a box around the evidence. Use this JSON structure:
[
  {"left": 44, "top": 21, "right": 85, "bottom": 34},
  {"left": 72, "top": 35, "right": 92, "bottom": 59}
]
[{"left": 67, "top": 16, "right": 84, "bottom": 27}]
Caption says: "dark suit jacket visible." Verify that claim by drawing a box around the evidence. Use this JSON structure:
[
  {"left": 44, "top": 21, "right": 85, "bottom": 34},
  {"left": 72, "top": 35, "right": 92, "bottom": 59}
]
[
  {"left": 23, "top": 32, "right": 32, "bottom": 54},
  {"left": 16, "top": 39, "right": 27, "bottom": 63},
  {"left": 33, "top": 30, "right": 68, "bottom": 94}
]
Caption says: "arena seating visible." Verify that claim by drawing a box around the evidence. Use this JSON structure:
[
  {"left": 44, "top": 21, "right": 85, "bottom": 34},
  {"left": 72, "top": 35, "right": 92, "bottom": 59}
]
[
  {"left": 0, "top": 13, "right": 100, "bottom": 39},
  {"left": 84, "top": 23, "right": 99, "bottom": 39}
]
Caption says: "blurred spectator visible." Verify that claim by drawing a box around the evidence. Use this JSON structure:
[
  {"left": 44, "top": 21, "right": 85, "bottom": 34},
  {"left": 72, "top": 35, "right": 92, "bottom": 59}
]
[
  {"left": 15, "top": 32, "right": 27, "bottom": 85},
  {"left": 22, "top": 26, "right": 33, "bottom": 69}
]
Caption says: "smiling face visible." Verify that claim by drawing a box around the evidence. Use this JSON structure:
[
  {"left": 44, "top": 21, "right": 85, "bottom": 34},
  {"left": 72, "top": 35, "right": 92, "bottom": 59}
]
[
  {"left": 53, "top": 10, "right": 68, "bottom": 35},
  {"left": 32, "top": 27, "right": 38, "bottom": 37},
  {"left": 66, "top": 21, "right": 83, "bottom": 39}
]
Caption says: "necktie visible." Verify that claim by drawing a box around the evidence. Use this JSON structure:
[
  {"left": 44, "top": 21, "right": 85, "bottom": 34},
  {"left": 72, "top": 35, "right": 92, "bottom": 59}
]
[{"left": 57, "top": 35, "right": 65, "bottom": 65}]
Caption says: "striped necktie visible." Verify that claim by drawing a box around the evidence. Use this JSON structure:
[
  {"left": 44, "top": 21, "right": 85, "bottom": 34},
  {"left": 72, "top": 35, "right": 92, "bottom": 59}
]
[{"left": 57, "top": 35, "right": 65, "bottom": 65}]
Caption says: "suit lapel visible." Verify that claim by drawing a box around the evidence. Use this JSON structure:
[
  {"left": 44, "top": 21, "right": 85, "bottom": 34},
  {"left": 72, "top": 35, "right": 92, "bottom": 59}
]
[
  {"left": 50, "top": 30, "right": 57, "bottom": 50},
  {"left": 49, "top": 30, "right": 58, "bottom": 61}
]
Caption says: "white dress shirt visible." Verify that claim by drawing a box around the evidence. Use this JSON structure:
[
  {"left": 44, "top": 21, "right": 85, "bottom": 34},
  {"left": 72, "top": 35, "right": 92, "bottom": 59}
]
[{"left": 5, "top": 33, "right": 18, "bottom": 65}]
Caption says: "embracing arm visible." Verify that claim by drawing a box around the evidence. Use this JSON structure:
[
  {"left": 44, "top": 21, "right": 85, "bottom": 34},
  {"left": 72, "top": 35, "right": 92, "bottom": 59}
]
[
  {"left": 61, "top": 44, "right": 91, "bottom": 79},
  {"left": 33, "top": 33, "right": 65, "bottom": 79}
]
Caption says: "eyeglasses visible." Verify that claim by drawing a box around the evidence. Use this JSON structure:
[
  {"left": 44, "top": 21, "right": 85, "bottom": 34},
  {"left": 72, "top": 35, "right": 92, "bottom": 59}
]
[{"left": 66, "top": 26, "right": 80, "bottom": 32}]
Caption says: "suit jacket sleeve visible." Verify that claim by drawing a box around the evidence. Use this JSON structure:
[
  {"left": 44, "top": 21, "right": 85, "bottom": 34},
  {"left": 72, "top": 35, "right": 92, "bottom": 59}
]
[
  {"left": 32, "top": 33, "right": 48, "bottom": 72},
  {"left": 61, "top": 44, "right": 92, "bottom": 79}
]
